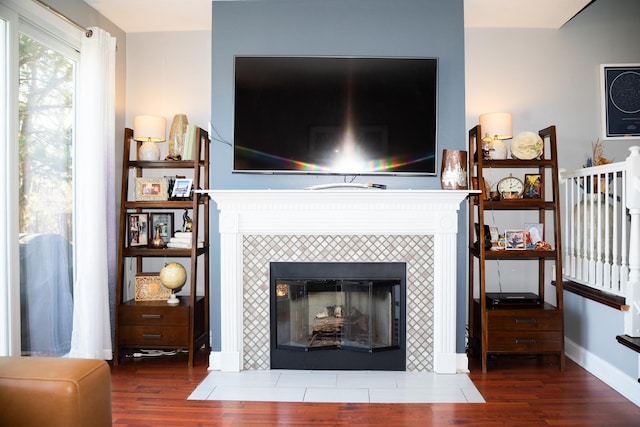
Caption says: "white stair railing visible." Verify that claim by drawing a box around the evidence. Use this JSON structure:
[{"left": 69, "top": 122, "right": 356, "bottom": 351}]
[{"left": 559, "top": 147, "right": 640, "bottom": 337}]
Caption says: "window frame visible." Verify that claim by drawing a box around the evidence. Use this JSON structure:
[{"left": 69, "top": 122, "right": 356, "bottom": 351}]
[{"left": 0, "top": 0, "right": 83, "bottom": 356}]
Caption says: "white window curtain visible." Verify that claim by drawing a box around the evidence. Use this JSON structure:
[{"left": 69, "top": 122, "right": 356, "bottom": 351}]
[{"left": 69, "top": 27, "right": 116, "bottom": 359}]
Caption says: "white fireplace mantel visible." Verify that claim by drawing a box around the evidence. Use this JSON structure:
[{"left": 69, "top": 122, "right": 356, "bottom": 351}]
[{"left": 201, "top": 189, "right": 472, "bottom": 373}]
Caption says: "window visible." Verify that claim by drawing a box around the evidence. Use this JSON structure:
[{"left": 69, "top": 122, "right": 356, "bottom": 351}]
[
  {"left": 18, "top": 30, "right": 77, "bottom": 356},
  {"left": 1, "top": 0, "right": 82, "bottom": 357}
]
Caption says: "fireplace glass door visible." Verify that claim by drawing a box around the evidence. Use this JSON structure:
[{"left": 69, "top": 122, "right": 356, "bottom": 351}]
[
  {"left": 276, "top": 279, "right": 400, "bottom": 352},
  {"left": 270, "top": 262, "right": 406, "bottom": 370}
]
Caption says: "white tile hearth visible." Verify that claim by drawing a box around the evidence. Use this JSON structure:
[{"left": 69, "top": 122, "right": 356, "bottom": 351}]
[{"left": 188, "top": 370, "right": 485, "bottom": 404}]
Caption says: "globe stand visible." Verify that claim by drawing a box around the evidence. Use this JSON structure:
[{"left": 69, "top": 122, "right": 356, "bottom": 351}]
[{"left": 167, "top": 292, "right": 180, "bottom": 305}]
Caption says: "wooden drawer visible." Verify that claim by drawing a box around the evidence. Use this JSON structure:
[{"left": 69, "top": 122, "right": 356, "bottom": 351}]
[
  {"left": 487, "top": 331, "right": 563, "bottom": 353},
  {"left": 487, "top": 309, "right": 562, "bottom": 332},
  {"left": 119, "top": 302, "right": 189, "bottom": 327},
  {"left": 118, "top": 325, "right": 189, "bottom": 347}
]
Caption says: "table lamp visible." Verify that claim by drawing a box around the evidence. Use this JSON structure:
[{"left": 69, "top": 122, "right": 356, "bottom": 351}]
[
  {"left": 479, "top": 112, "right": 512, "bottom": 160},
  {"left": 133, "top": 115, "right": 166, "bottom": 161}
]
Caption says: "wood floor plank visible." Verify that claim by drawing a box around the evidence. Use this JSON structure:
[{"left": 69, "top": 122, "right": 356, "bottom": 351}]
[{"left": 110, "top": 352, "right": 640, "bottom": 426}]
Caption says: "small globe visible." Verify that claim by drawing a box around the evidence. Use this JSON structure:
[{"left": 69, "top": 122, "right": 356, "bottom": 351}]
[{"left": 159, "top": 262, "right": 187, "bottom": 291}]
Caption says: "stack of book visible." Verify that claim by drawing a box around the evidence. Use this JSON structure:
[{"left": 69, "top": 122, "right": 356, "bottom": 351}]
[
  {"left": 166, "top": 231, "right": 204, "bottom": 249},
  {"left": 181, "top": 124, "right": 198, "bottom": 160}
]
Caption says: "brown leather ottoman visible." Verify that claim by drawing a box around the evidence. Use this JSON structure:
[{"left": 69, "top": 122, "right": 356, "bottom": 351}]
[{"left": 0, "top": 356, "right": 111, "bottom": 427}]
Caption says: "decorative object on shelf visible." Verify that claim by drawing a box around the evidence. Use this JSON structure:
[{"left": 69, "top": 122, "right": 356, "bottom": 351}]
[
  {"left": 159, "top": 262, "right": 187, "bottom": 305},
  {"left": 150, "top": 225, "right": 167, "bottom": 249},
  {"left": 171, "top": 178, "right": 193, "bottom": 198},
  {"left": 497, "top": 174, "right": 524, "bottom": 199},
  {"left": 479, "top": 112, "right": 512, "bottom": 160},
  {"left": 471, "top": 176, "right": 490, "bottom": 201},
  {"left": 581, "top": 139, "right": 613, "bottom": 193},
  {"left": 134, "top": 177, "right": 169, "bottom": 201},
  {"left": 167, "top": 114, "right": 188, "bottom": 160},
  {"left": 182, "top": 209, "right": 193, "bottom": 232},
  {"left": 133, "top": 115, "right": 166, "bottom": 161},
  {"left": 511, "top": 131, "right": 543, "bottom": 160},
  {"left": 440, "top": 149, "right": 468, "bottom": 190},
  {"left": 525, "top": 223, "right": 544, "bottom": 249},
  {"left": 523, "top": 174, "right": 542, "bottom": 198},
  {"left": 474, "top": 223, "right": 492, "bottom": 250},
  {"left": 149, "top": 212, "right": 174, "bottom": 242},
  {"left": 134, "top": 273, "right": 172, "bottom": 301},
  {"left": 126, "top": 213, "right": 148, "bottom": 247}
]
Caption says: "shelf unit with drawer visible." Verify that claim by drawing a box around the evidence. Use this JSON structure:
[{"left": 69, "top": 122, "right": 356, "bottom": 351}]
[
  {"left": 468, "top": 125, "right": 564, "bottom": 373},
  {"left": 114, "top": 127, "right": 210, "bottom": 366}
]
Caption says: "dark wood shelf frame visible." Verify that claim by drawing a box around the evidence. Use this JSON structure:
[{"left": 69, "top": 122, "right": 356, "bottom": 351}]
[
  {"left": 114, "top": 127, "right": 210, "bottom": 366},
  {"left": 468, "top": 125, "right": 565, "bottom": 373}
]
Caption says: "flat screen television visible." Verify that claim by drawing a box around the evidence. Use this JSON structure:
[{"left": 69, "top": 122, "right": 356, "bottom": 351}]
[{"left": 233, "top": 56, "right": 438, "bottom": 176}]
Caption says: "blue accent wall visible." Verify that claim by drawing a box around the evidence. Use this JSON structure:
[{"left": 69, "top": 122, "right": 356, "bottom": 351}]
[{"left": 210, "top": 0, "right": 466, "bottom": 352}]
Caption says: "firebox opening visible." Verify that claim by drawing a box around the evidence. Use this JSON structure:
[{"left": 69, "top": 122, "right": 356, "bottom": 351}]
[{"left": 270, "top": 262, "right": 406, "bottom": 371}]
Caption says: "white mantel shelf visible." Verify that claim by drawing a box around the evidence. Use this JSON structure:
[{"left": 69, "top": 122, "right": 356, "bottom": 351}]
[{"left": 200, "top": 189, "right": 474, "bottom": 373}]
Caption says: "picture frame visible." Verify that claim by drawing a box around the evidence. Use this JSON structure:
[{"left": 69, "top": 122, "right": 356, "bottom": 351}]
[
  {"left": 600, "top": 64, "right": 640, "bottom": 140},
  {"left": 171, "top": 178, "right": 193, "bottom": 198},
  {"left": 135, "top": 177, "right": 168, "bottom": 201},
  {"left": 127, "top": 213, "right": 149, "bottom": 247},
  {"left": 523, "top": 174, "right": 542, "bottom": 198},
  {"left": 149, "top": 212, "right": 174, "bottom": 242},
  {"left": 505, "top": 229, "right": 526, "bottom": 250},
  {"left": 525, "top": 223, "right": 544, "bottom": 249}
]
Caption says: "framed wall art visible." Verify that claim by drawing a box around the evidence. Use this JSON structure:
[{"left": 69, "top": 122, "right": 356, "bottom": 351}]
[
  {"left": 135, "top": 177, "right": 168, "bottom": 201},
  {"left": 601, "top": 64, "right": 640, "bottom": 140},
  {"left": 127, "top": 213, "right": 149, "bottom": 247}
]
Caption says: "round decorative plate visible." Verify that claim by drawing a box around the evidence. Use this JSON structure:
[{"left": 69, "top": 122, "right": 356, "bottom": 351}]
[{"left": 511, "top": 131, "right": 543, "bottom": 160}]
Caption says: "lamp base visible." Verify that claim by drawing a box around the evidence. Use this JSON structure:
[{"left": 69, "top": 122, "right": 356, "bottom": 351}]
[
  {"left": 489, "top": 139, "right": 508, "bottom": 160},
  {"left": 139, "top": 141, "right": 160, "bottom": 161}
]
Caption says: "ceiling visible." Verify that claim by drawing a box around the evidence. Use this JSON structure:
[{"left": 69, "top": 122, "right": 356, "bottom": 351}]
[{"left": 83, "top": 0, "right": 595, "bottom": 33}]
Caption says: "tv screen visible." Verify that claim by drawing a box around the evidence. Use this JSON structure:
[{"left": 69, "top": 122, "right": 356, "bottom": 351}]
[{"left": 233, "top": 56, "right": 438, "bottom": 175}]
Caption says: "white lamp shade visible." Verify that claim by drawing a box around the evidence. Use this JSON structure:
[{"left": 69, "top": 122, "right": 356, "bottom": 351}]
[
  {"left": 479, "top": 112, "right": 512, "bottom": 140},
  {"left": 133, "top": 115, "right": 166, "bottom": 142}
]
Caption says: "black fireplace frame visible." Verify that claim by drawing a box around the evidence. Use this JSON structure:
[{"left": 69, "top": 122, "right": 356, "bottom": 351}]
[{"left": 270, "top": 262, "right": 406, "bottom": 370}]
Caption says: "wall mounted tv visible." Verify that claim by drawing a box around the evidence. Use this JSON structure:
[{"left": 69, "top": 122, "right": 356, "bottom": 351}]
[{"left": 233, "top": 56, "right": 438, "bottom": 176}]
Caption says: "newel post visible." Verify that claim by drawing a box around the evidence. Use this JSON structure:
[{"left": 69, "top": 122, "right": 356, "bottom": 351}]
[{"left": 625, "top": 146, "right": 640, "bottom": 337}]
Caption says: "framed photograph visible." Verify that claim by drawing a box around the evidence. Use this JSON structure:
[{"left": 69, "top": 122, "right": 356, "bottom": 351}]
[
  {"left": 171, "top": 178, "right": 193, "bottom": 198},
  {"left": 505, "top": 229, "right": 526, "bottom": 250},
  {"left": 523, "top": 174, "right": 542, "bottom": 198},
  {"left": 127, "top": 213, "right": 149, "bottom": 247},
  {"left": 135, "top": 177, "right": 168, "bottom": 201},
  {"left": 149, "top": 212, "right": 174, "bottom": 242},
  {"left": 601, "top": 64, "right": 640, "bottom": 140},
  {"left": 525, "top": 223, "right": 544, "bottom": 249}
]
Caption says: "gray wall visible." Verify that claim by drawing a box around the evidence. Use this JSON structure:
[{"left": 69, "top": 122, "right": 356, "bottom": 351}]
[{"left": 210, "top": 0, "right": 467, "bottom": 352}]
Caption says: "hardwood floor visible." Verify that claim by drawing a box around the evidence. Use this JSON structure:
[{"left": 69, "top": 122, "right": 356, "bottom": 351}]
[{"left": 110, "top": 352, "right": 640, "bottom": 426}]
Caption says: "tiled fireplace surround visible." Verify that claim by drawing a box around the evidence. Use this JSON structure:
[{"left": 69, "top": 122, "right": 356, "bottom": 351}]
[{"left": 204, "top": 190, "right": 471, "bottom": 374}]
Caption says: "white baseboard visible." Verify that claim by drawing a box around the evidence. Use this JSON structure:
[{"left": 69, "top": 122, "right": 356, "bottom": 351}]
[{"left": 565, "top": 337, "right": 640, "bottom": 407}]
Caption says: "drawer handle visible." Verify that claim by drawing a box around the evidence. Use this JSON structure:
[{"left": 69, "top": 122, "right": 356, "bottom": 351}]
[
  {"left": 515, "top": 318, "right": 536, "bottom": 324},
  {"left": 515, "top": 339, "right": 536, "bottom": 345},
  {"left": 141, "top": 314, "right": 161, "bottom": 319},
  {"left": 142, "top": 334, "right": 162, "bottom": 339}
]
